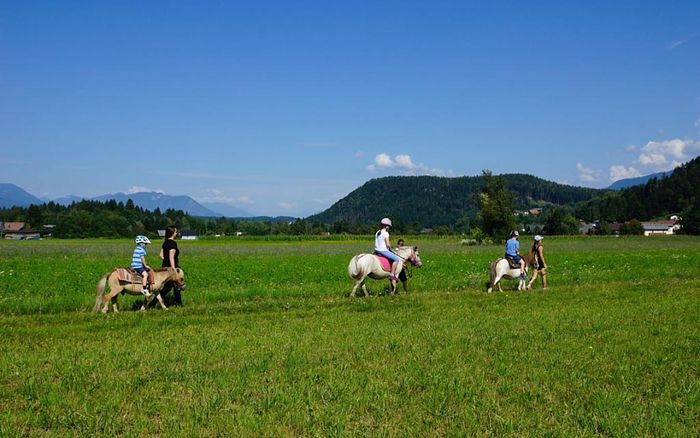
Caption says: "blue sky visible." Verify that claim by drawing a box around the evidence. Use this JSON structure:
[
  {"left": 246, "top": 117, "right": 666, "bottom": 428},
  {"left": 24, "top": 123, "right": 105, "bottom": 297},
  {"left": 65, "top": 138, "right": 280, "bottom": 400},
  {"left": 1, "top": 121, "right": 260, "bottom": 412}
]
[{"left": 2, "top": 1, "right": 699, "bottom": 217}]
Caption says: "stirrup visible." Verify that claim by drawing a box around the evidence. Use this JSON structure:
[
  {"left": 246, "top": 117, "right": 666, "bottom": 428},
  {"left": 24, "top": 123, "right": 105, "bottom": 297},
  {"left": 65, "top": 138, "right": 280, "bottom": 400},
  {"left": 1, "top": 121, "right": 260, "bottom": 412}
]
[
  {"left": 388, "top": 274, "right": 398, "bottom": 281},
  {"left": 142, "top": 289, "right": 152, "bottom": 297}
]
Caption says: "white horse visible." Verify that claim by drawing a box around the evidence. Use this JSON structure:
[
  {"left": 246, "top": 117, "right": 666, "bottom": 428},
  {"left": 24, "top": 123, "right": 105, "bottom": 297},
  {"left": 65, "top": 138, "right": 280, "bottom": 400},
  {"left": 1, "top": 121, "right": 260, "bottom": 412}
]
[
  {"left": 348, "top": 246, "right": 422, "bottom": 297},
  {"left": 487, "top": 252, "right": 535, "bottom": 293}
]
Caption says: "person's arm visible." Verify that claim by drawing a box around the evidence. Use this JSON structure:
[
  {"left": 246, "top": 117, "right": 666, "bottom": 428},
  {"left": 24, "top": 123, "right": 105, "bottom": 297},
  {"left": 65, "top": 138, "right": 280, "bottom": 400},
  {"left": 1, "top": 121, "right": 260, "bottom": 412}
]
[
  {"left": 141, "top": 255, "right": 150, "bottom": 270},
  {"left": 159, "top": 247, "right": 164, "bottom": 260},
  {"left": 168, "top": 249, "right": 176, "bottom": 268},
  {"left": 384, "top": 235, "right": 392, "bottom": 251}
]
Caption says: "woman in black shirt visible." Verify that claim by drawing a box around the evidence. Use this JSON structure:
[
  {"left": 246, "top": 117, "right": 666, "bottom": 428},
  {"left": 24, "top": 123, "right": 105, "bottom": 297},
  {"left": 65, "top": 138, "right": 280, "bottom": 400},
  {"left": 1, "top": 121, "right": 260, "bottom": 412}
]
[{"left": 159, "top": 225, "right": 182, "bottom": 305}]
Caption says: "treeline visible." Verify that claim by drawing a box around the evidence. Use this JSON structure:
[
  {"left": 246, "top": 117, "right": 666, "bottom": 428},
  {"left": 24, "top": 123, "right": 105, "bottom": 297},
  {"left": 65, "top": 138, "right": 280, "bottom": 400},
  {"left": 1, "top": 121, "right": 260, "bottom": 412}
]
[
  {"left": 0, "top": 199, "right": 331, "bottom": 238},
  {"left": 574, "top": 156, "right": 700, "bottom": 232}
]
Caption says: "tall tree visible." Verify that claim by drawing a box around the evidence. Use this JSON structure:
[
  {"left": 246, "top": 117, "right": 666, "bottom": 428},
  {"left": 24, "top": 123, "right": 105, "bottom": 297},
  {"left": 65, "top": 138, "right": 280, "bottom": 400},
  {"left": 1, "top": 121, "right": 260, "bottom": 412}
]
[{"left": 479, "top": 170, "right": 516, "bottom": 240}]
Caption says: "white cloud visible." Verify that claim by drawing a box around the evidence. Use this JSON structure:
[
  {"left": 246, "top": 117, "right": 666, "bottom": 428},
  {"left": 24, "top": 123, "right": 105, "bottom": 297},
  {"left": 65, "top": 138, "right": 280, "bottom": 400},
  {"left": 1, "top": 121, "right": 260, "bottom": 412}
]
[
  {"left": 367, "top": 153, "right": 453, "bottom": 176},
  {"left": 394, "top": 154, "right": 417, "bottom": 170},
  {"left": 199, "top": 189, "right": 254, "bottom": 205},
  {"left": 576, "top": 163, "right": 601, "bottom": 183},
  {"left": 126, "top": 186, "right": 164, "bottom": 194},
  {"left": 667, "top": 39, "right": 687, "bottom": 50},
  {"left": 609, "top": 165, "right": 642, "bottom": 181},
  {"left": 637, "top": 139, "right": 699, "bottom": 171},
  {"left": 279, "top": 201, "right": 295, "bottom": 209}
]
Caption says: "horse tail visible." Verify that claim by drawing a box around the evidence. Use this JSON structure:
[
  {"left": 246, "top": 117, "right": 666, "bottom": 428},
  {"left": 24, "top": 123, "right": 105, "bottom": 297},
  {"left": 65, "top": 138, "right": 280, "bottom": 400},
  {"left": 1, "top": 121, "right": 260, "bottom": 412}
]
[
  {"left": 348, "top": 255, "right": 362, "bottom": 279},
  {"left": 489, "top": 260, "right": 497, "bottom": 288},
  {"left": 94, "top": 272, "right": 109, "bottom": 312}
]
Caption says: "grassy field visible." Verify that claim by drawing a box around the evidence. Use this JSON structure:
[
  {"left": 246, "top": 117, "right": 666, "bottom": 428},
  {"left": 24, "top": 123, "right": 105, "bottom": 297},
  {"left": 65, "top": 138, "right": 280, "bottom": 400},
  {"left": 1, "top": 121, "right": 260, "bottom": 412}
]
[{"left": 0, "top": 236, "right": 698, "bottom": 436}]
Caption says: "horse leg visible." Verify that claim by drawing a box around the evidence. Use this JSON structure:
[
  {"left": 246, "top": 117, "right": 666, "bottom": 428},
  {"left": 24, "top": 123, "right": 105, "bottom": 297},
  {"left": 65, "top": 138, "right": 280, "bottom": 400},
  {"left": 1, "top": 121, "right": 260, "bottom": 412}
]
[
  {"left": 102, "top": 289, "right": 118, "bottom": 313},
  {"left": 155, "top": 293, "right": 168, "bottom": 310},
  {"left": 388, "top": 278, "right": 397, "bottom": 295},
  {"left": 350, "top": 279, "right": 361, "bottom": 297}
]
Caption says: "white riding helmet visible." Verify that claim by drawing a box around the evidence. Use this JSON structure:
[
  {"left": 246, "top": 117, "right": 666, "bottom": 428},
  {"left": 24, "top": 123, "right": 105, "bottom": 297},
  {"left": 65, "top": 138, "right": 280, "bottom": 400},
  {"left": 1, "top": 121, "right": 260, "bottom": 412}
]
[
  {"left": 511, "top": 230, "right": 519, "bottom": 237},
  {"left": 135, "top": 235, "right": 151, "bottom": 245},
  {"left": 380, "top": 217, "right": 393, "bottom": 227},
  {"left": 534, "top": 235, "right": 543, "bottom": 241}
]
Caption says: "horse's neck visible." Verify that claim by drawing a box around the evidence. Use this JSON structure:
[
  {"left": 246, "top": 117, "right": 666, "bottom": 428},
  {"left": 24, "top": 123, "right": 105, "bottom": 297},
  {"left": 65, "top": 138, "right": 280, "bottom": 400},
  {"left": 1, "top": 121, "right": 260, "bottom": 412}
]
[{"left": 394, "top": 247, "right": 411, "bottom": 259}]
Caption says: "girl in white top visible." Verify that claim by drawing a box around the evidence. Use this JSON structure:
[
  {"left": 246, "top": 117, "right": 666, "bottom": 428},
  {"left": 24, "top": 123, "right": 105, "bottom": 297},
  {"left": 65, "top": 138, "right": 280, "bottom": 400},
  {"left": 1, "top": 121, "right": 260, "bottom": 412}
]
[{"left": 374, "top": 217, "right": 401, "bottom": 282}]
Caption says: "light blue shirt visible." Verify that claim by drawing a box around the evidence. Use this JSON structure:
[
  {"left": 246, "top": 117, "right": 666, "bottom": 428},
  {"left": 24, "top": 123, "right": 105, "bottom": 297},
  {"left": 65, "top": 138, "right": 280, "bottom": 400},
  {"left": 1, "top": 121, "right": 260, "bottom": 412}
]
[
  {"left": 505, "top": 238, "right": 519, "bottom": 257},
  {"left": 131, "top": 245, "right": 147, "bottom": 269}
]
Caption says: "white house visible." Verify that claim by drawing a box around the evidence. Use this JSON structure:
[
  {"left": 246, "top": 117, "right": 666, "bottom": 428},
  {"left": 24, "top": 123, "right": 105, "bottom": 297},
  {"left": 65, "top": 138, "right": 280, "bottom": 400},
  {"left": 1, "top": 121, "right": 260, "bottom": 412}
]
[{"left": 641, "top": 220, "right": 680, "bottom": 236}]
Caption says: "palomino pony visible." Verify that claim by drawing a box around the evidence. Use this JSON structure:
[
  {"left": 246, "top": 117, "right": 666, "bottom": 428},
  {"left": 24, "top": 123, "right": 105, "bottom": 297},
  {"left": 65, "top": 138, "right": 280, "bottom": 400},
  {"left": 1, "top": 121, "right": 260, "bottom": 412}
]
[
  {"left": 348, "top": 246, "right": 422, "bottom": 297},
  {"left": 487, "top": 252, "right": 535, "bottom": 293},
  {"left": 94, "top": 267, "right": 186, "bottom": 313}
]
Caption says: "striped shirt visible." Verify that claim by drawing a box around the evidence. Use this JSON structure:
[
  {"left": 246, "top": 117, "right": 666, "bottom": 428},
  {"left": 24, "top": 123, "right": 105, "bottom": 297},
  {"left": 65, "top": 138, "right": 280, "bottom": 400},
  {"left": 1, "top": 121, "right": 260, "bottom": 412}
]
[{"left": 131, "top": 245, "right": 147, "bottom": 269}]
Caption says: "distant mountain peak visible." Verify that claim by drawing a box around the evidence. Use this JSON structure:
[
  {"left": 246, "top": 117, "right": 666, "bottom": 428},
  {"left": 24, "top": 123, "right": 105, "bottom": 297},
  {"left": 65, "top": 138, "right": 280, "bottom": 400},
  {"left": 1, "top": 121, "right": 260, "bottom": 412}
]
[
  {"left": 608, "top": 170, "right": 673, "bottom": 190},
  {"left": 0, "top": 183, "right": 45, "bottom": 208}
]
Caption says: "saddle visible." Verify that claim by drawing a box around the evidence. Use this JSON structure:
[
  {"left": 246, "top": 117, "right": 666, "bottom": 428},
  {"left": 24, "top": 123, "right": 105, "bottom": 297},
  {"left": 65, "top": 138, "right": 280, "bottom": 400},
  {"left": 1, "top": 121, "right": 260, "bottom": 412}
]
[
  {"left": 373, "top": 253, "right": 393, "bottom": 272},
  {"left": 116, "top": 267, "right": 155, "bottom": 289},
  {"left": 505, "top": 256, "right": 521, "bottom": 269}
]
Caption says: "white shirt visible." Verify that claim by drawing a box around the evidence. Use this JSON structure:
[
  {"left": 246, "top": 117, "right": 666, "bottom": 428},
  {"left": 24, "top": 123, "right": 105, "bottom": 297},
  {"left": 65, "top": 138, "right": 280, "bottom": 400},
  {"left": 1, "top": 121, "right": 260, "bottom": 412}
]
[{"left": 374, "top": 229, "right": 390, "bottom": 252}]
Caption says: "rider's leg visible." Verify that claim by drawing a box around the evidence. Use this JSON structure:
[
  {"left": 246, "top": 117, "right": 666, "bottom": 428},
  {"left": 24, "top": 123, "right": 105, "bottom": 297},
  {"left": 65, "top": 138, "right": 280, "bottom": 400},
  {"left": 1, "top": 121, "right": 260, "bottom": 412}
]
[{"left": 141, "top": 271, "right": 151, "bottom": 297}]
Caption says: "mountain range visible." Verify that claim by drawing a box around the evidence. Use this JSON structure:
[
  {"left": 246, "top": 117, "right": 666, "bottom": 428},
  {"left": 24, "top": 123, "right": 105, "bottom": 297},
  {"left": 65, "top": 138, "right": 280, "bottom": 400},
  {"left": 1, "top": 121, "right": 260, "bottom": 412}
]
[
  {"left": 0, "top": 184, "right": 254, "bottom": 218},
  {"left": 0, "top": 168, "right": 679, "bottom": 221},
  {"left": 606, "top": 170, "right": 674, "bottom": 190}
]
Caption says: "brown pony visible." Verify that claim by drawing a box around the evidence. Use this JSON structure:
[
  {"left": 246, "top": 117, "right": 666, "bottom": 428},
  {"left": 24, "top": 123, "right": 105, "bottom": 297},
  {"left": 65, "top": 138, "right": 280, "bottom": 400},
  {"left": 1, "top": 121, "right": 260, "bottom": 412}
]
[
  {"left": 94, "top": 268, "right": 186, "bottom": 313},
  {"left": 487, "top": 252, "right": 536, "bottom": 293}
]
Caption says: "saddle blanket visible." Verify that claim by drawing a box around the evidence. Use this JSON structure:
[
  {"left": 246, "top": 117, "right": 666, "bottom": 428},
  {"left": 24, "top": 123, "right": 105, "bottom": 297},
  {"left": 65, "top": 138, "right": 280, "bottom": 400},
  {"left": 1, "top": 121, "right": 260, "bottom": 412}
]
[
  {"left": 116, "top": 268, "right": 142, "bottom": 283},
  {"left": 375, "top": 254, "right": 392, "bottom": 272},
  {"left": 505, "top": 257, "right": 521, "bottom": 269}
]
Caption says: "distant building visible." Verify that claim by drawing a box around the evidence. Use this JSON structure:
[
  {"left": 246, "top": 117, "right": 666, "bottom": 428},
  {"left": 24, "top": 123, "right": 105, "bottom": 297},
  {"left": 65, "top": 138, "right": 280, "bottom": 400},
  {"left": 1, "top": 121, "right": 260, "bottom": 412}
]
[
  {"left": 180, "top": 229, "right": 198, "bottom": 240},
  {"left": 2, "top": 222, "right": 28, "bottom": 239},
  {"left": 641, "top": 220, "right": 679, "bottom": 236}
]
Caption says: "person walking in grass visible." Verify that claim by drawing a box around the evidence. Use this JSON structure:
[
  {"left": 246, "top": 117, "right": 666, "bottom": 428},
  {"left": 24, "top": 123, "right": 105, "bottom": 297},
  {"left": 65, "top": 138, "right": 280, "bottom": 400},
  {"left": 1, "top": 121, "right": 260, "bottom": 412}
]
[
  {"left": 159, "top": 225, "right": 183, "bottom": 306},
  {"left": 397, "top": 238, "right": 409, "bottom": 292},
  {"left": 527, "top": 235, "right": 548, "bottom": 290}
]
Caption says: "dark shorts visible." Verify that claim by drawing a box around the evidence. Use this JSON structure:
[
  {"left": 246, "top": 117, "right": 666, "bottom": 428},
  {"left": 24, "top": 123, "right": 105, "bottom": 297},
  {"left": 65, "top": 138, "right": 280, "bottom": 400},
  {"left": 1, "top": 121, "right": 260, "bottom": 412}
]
[
  {"left": 133, "top": 267, "right": 147, "bottom": 275},
  {"left": 505, "top": 254, "right": 523, "bottom": 264}
]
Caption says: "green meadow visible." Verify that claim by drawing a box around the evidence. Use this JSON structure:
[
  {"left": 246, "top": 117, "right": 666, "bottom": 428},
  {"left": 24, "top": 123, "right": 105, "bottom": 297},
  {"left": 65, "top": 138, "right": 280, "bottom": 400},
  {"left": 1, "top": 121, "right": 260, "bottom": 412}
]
[{"left": 0, "top": 236, "right": 698, "bottom": 436}]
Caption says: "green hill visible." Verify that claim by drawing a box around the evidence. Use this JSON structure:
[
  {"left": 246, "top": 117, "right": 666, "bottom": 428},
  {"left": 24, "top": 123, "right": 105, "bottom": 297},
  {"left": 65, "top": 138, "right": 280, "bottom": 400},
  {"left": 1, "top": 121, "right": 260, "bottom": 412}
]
[
  {"left": 575, "top": 156, "right": 700, "bottom": 224},
  {"left": 308, "top": 174, "right": 604, "bottom": 229}
]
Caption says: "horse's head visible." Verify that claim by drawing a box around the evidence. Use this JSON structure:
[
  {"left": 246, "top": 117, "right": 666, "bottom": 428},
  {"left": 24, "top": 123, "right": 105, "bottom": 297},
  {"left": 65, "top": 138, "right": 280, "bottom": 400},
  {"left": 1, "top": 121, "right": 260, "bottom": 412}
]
[
  {"left": 170, "top": 267, "right": 186, "bottom": 290},
  {"left": 409, "top": 246, "right": 423, "bottom": 268}
]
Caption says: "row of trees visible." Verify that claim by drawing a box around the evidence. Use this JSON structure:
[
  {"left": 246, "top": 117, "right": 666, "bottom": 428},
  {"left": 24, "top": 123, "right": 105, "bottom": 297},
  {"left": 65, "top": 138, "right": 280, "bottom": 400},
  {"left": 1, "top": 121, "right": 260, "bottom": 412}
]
[{"left": 3, "top": 158, "right": 699, "bottom": 238}]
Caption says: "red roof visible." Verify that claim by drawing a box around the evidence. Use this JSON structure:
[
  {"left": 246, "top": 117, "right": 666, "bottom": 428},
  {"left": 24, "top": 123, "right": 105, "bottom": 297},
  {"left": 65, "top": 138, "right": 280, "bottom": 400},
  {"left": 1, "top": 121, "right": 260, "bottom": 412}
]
[{"left": 3, "top": 222, "right": 26, "bottom": 232}]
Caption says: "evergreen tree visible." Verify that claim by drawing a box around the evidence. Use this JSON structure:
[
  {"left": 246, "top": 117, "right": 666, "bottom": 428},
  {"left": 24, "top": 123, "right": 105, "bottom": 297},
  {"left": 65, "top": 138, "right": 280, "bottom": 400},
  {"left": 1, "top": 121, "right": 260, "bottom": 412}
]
[
  {"left": 543, "top": 207, "right": 579, "bottom": 235},
  {"left": 479, "top": 170, "right": 517, "bottom": 239}
]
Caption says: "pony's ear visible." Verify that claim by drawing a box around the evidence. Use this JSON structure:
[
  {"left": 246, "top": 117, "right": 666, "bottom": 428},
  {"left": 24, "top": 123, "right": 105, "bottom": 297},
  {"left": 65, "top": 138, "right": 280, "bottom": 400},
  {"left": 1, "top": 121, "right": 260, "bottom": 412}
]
[{"left": 413, "top": 246, "right": 418, "bottom": 251}]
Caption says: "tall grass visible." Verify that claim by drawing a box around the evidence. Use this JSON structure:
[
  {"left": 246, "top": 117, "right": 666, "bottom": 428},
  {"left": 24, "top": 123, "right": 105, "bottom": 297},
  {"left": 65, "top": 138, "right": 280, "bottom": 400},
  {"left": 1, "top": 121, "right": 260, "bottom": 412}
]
[{"left": 0, "top": 236, "right": 698, "bottom": 435}]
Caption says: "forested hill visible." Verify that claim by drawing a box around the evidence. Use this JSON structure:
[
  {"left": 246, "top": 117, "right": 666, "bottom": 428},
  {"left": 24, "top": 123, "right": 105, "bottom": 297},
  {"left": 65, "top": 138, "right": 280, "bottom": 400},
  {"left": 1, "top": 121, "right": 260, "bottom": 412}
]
[
  {"left": 308, "top": 174, "right": 604, "bottom": 228},
  {"left": 575, "top": 156, "right": 700, "bottom": 225}
]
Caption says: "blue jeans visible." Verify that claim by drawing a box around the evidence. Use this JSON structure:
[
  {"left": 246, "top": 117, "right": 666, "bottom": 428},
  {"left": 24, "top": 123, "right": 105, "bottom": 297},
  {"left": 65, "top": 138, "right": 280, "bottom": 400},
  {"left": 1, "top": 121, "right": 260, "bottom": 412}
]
[{"left": 376, "top": 250, "right": 400, "bottom": 264}]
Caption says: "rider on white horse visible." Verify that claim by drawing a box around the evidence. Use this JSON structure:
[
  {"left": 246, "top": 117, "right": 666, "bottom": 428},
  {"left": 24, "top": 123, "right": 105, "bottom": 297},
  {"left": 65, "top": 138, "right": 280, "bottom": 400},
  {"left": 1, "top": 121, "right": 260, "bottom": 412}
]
[
  {"left": 505, "top": 230, "right": 526, "bottom": 281},
  {"left": 374, "top": 218, "right": 401, "bottom": 282}
]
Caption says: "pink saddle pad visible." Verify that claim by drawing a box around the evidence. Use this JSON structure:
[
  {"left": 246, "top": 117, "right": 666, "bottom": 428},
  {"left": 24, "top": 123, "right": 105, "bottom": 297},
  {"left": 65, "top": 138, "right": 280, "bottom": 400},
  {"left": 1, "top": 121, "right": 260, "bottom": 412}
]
[{"left": 375, "top": 255, "right": 392, "bottom": 272}]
